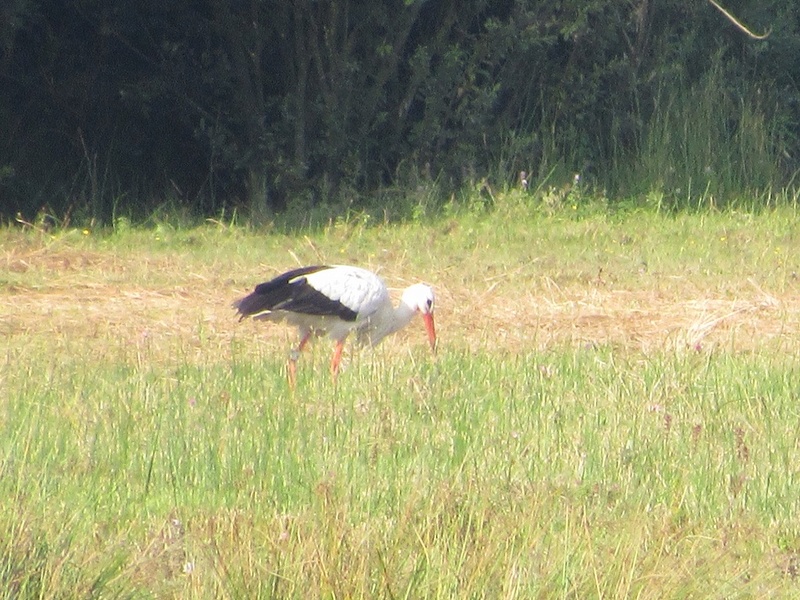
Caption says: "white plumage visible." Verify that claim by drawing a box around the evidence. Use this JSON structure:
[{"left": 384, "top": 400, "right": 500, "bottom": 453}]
[
  {"left": 302, "top": 266, "right": 389, "bottom": 320},
  {"left": 234, "top": 265, "right": 436, "bottom": 382}
]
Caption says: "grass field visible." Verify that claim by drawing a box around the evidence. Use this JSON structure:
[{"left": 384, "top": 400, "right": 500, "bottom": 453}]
[{"left": 4, "top": 198, "right": 800, "bottom": 598}]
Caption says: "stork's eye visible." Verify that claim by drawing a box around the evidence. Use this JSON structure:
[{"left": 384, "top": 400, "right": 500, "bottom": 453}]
[{"left": 426, "top": 299, "right": 433, "bottom": 310}]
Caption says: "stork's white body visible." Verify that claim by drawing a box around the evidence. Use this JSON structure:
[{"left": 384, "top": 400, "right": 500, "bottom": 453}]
[
  {"left": 234, "top": 265, "right": 436, "bottom": 382},
  {"left": 271, "top": 266, "right": 398, "bottom": 346}
]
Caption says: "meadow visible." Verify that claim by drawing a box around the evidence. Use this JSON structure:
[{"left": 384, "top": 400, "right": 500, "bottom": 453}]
[{"left": 3, "top": 195, "right": 800, "bottom": 598}]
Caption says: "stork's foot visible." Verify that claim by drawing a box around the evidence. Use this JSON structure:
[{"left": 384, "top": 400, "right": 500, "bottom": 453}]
[
  {"left": 287, "top": 335, "right": 309, "bottom": 391},
  {"left": 287, "top": 358, "right": 298, "bottom": 390},
  {"left": 330, "top": 340, "right": 344, "bottom": 384}
]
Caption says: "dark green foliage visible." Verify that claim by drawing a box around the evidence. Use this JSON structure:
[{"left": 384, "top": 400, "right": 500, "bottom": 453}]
[{"left": 1, "top": 0, "right": 798, "bottom": 223}]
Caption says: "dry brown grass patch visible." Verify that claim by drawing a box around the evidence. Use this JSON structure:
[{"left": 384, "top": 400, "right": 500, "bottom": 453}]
[{"left": 3, "top": 240, "right": 799, "bottom": 361}]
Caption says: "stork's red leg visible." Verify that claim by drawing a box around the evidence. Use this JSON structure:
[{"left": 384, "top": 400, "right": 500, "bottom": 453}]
[
  {"left": 287, "top": 359, "right": 298, "bottom": 389},
  {"left": 288, "top": 331, "right": 312, "bottom": 389},
  {"left": 330, "top": 339, "right": 345, "bottom": 381},
  {"left": 297, "top": 332, "right": 311, "bottom": 353}
]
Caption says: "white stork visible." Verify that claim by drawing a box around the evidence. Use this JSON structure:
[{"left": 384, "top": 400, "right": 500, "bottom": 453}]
[{"left": 233, "top": 265, "right": 436, "bottom": 382}]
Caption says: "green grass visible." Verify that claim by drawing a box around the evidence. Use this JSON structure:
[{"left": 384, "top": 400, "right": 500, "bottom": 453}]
[
  {"left": 4, "top": 198, "right": 800, "bottom": 597},
  {"left": 4, "top": 344, "right": 800, "bottom": 597}
]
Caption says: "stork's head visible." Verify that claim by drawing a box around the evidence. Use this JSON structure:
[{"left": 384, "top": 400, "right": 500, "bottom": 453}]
[{"left": 402, "top": 283, "right": 437, "bottom": 352}]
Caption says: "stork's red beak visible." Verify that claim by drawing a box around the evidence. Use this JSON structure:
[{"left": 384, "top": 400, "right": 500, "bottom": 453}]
[{"left": 423, "top": 312, "right": 437, "bottom": 353}]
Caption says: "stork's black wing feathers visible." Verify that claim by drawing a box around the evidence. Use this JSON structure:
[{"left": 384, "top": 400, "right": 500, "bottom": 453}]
[{"left": 233, "top": 265, "right": 359, "bottom": 321}]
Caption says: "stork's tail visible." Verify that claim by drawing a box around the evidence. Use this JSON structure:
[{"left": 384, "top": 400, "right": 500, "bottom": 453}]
[{"left": 232, "top": 292, "right": 271, "bottom": 321}]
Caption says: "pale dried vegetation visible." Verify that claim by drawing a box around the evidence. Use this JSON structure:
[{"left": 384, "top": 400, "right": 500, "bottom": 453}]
[{"left": 3, "top": 234, "right": 798, "bottom": 362}]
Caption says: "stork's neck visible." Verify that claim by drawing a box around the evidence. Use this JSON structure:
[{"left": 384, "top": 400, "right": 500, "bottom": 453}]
[
  {"left": 368, "top": 299, "right": 417, "bottom": 346},
  {"left": 388, "top": 301, "right": 417, "bottom": 335}
]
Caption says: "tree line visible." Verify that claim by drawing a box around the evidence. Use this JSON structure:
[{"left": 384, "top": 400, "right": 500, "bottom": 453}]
[{"left": 1, "top": 0, "right": 797, "bottom": 224}]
